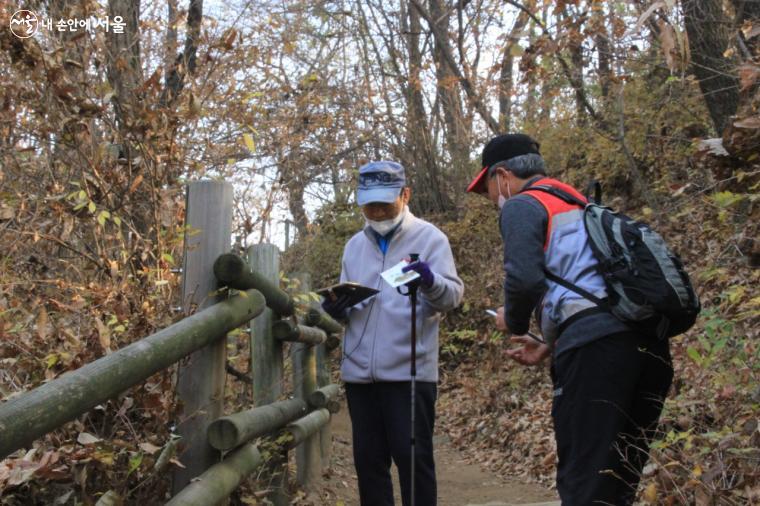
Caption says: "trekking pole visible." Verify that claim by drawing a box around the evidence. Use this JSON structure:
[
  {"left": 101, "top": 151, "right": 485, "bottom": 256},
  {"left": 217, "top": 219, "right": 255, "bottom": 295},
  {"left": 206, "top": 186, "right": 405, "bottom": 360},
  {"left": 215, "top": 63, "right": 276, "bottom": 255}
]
[{"left": 397, "top": 253, "right": 420, "bottom": 506}]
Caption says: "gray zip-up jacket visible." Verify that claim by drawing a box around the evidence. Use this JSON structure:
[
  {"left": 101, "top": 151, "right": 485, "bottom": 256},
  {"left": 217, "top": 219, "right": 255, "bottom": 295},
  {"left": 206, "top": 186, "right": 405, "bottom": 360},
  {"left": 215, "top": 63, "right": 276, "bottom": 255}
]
[{"left": 339, "top": 210, "right": 464, "bottom": 383}]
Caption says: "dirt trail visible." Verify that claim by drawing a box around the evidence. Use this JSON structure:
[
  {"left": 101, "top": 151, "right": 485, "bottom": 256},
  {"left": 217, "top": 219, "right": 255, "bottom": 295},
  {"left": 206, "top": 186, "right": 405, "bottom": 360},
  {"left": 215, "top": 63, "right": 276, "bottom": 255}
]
[{"left": 307, "top": 404, "right": 559, "bottom": 506}]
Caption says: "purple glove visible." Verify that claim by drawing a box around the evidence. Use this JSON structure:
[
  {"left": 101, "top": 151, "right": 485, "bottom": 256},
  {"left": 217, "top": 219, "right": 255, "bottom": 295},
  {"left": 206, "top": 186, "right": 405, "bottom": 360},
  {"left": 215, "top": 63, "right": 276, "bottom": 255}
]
[
  {"left": 402, "top": 260, "right": 435, "bottom": 289},
  {"left": 321, "top": 293, "right": 351, "bottom": 320}
]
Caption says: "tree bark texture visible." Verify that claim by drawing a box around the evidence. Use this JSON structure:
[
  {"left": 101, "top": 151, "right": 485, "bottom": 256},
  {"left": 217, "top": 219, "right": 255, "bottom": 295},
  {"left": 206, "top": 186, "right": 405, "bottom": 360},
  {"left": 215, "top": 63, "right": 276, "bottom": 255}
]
[
  {"left": 106, "top": 0, "right": 142, "bottom": 133},
  {"left": 682, "top": 0, "right": 740, "bottom": 134},
  {"left": 164, "top": 0, "right": 203, "bottom": 105}
]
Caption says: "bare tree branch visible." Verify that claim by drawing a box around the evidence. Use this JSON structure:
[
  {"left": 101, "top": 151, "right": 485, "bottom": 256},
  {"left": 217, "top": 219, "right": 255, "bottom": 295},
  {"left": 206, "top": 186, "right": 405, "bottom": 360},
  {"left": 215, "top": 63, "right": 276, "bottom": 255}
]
[{"left": 409, "top": 0, "right": 500, "bottom": 133}]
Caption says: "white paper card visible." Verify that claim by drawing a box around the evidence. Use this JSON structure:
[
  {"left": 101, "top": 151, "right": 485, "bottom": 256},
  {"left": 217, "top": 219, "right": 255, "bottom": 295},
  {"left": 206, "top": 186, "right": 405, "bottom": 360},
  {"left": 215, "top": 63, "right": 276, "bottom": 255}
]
[{"left": 381, "top": 260, "right": 420, "bottom": 288}]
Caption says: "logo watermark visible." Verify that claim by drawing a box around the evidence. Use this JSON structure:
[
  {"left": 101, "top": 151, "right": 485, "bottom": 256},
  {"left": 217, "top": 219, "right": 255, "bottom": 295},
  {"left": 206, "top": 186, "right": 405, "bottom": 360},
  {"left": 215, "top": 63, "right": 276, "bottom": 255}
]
[
  {"left": 9, "top": 10, "right": 125, "bottom": 38},
  {"left": 9, "top": 10, "right": 38, "bottom": 38}
]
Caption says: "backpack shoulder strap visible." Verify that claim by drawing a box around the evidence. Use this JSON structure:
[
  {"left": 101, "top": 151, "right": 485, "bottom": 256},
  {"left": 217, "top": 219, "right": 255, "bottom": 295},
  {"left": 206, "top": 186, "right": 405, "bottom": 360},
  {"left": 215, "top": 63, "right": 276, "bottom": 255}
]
[
  {"left": 543, "top": 269, "right": 608, "bottom": 307},
  {"left": 523, "top": 184, "right": 587, "bottom": 208},
  {"left": 585, "top": 180, "right": 602, "bottom": 205},
  {"left": 525, "top": 183, "right": 609, "bottom": 310},
  {"left": 521, "top": 182, "right": 608, "bottom": 308}
]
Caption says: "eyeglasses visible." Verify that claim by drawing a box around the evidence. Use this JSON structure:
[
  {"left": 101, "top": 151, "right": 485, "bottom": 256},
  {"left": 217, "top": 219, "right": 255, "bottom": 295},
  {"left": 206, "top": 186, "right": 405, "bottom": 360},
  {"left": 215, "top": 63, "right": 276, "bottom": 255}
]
[{"left": 359, "top": 172, "right": 397, "bottom": 186}]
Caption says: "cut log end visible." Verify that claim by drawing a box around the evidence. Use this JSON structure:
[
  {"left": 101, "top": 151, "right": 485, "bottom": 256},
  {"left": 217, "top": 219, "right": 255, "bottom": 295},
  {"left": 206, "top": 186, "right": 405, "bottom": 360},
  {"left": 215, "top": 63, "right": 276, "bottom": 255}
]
[
  {"left": 207, "top": 418, "right": 241, "bottom": 451},
  {"left": 325, "top": 335, "right": 341, "bottom": 352},
  {"left": 271, "top": 320, "right": 297, "bottom": 341},
  {"left": 307, "top": 384, "right": 340, "bottom": 409},
  {"left": 213, "top": 253, "right": 246, "bottom": 285}
]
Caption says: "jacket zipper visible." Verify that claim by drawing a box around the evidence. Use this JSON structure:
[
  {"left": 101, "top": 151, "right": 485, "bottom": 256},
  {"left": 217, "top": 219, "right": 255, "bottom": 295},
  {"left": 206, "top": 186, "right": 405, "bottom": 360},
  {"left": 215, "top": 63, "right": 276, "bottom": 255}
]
[
  {"left": 366, "top": 219, "right": 407, "bottom": 382},
  {"left": 369, "top": 242, "right": 386, "bottom": 382}
]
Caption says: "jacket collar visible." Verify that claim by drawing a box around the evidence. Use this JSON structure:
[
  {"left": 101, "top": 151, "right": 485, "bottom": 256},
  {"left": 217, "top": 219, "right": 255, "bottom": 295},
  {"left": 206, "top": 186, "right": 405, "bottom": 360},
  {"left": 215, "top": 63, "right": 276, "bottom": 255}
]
[{"left": 519, "top": 175, "right": 546, "bottom": 192}]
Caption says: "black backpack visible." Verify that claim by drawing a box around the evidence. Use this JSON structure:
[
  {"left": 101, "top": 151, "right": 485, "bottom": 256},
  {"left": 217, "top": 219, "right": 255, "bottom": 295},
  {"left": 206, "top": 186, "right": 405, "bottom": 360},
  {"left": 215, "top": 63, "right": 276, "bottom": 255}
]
[{"left": 526, "top": 182, "right": 701, "bottom": 339}]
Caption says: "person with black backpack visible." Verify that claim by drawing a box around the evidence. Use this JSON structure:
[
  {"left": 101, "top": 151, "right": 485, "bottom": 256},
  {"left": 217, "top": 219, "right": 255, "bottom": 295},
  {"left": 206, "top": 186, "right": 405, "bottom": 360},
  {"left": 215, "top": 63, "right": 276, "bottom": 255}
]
[{"left": 467, "top": 134, "right": 699, "bottom": 505}]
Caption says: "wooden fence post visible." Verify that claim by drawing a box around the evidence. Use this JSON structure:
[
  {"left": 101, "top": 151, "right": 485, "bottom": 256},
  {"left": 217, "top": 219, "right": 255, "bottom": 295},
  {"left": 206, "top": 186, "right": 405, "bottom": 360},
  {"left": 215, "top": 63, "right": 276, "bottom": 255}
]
[
  {"left": 248, "top": 243, "right": 289, "bottom": 505},
  {"left": 315, "top": 341, "right": 332, "bottom": 470},
  {"left": 173, "top": 181, "right": 233, "bottom": 495},
  {"left": 249, "top": 244, "right": 283, "bottom": 405},
  {"left": 291, "top": 272, "right": 321, "bottom": 489}
]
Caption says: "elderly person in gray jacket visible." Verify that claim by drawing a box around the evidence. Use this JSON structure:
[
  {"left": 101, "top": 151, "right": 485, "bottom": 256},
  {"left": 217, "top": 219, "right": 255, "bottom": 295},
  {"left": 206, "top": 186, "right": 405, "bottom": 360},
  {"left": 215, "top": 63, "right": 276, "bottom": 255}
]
[{"left": 322, "top": 160, "right": 463, "bottom": 506}]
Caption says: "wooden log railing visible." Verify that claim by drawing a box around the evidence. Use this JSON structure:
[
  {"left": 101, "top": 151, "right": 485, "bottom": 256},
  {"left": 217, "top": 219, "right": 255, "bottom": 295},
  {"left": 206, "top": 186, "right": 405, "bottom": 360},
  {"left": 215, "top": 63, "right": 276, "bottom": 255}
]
[
  {"left": 213, "top": 252, "right": 295, "bottom": 317},
  {"left": 308, "top": 384, "right": 340, "bottom": 409},
  {"left": 271, "top": 320, "right": 327, "bottom": 345},
  {"left": 207, "top": 398, "right": 309, "bottom": 451},
  {"left": 0, "top": 289, "right": 266, "bottom": 460},
  {"left": 304, "top": 307, "right": 343, "bottom": 335},
  {"left": 167, "top": 255, "right": 343, "bottom": 504},
  {"left": 165, "top": 442, "right": 263, "bottom": 506},
  {"left": 0, "top": 181, "right": 344, "bottom": 505}
]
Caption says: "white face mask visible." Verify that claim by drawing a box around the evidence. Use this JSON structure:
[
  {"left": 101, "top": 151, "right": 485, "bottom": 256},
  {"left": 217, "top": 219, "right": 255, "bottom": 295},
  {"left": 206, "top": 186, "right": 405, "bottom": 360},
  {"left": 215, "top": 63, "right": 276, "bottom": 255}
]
[
  {"left": 497, "top": 174, "right": 512, "bottom": 209},
  {"left": 367, "top": 205, "right": 407, "bottom": 235}
]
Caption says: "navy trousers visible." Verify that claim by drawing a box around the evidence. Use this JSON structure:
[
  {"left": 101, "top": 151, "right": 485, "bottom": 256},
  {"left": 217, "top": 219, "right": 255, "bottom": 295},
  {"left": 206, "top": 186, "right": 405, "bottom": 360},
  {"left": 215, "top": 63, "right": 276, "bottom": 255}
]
[
  {"left": 345, "top": 381, "right": 437, "bottom": 506},
  {"left": 551, "top": 331, "right": 673, "bottom": 505}
]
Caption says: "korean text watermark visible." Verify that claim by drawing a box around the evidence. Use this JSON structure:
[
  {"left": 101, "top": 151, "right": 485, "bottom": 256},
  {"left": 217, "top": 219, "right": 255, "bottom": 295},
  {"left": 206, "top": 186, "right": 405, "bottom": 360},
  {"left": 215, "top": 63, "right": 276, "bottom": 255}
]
[{"left": 10, "top": 10, "right": 126, "bottom": 39}]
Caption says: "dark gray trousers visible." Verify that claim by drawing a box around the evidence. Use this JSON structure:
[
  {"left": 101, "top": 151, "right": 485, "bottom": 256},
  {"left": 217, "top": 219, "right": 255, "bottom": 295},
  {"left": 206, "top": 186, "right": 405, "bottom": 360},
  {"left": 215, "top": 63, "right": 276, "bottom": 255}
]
[
  {"left": 552, "top": 332, "right": 673, "bottom": 505},
  {"left": 345, "top": 381, "right": 437, "bottom": 506}
]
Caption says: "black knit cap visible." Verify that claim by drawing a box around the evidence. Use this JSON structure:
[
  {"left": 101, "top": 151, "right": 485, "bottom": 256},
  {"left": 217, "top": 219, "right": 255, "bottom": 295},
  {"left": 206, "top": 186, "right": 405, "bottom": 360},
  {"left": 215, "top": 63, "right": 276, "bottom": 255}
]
[{"left": 481, "top": 133, "right": 541, "bottom": 169}]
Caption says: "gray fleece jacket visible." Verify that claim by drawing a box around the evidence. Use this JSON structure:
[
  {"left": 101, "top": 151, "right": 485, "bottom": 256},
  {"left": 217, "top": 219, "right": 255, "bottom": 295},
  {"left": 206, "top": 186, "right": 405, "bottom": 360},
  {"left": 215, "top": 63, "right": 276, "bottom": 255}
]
[{"left": 339, "top": 210, "right": 464, "bottom": 383}]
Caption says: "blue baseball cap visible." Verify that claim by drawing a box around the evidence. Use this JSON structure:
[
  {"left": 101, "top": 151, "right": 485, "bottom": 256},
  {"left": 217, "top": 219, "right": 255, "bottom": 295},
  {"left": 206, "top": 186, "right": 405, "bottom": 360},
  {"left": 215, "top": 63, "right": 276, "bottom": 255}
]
[{"left": 356, "top": 161, "right": 406, "bottom": 206}]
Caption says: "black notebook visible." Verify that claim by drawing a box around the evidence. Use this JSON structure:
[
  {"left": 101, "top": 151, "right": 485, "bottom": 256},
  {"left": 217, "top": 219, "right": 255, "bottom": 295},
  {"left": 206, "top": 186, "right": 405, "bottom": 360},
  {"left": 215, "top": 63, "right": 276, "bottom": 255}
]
[{"left": 315, "top": 282, "right": 379, "bottom": 307}]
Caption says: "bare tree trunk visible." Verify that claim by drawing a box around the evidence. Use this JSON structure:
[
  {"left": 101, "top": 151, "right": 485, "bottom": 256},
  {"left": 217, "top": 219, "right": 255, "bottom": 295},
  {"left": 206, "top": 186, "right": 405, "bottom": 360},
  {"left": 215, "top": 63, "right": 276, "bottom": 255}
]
[
  {"left": 330, "top": 165, "right": 349, "bottom": 207},
  {"left": 732, "top": 0, "right": 760, "bottom": 54},
  {"left": 402, "top": 0, "right": 448, "bottom": 214},
  {"left": 565, "top": 9, "right": 586, "bottom": 125},
  {"left": 499, "top": 6, "right": 531, "bottom": 131},
  {"left": 163, "top": 0, "right": 204, "bottom": 106},
  {"left": 162, "top": 0, "right": 203, "bottom": 189},
  {"left": 593, "top": 6, "right": 612, "bottom": 100},
  {"left": 682, "top": 0, "right": 740, "bottom": 134},
  {"left": 410, "top": 0, "right": 500, "bottom": 133},
  {"left": 107, "top": 0, "right": 142, "bottom": 134},
  {"left": 165, "top": 0, "right": 179, "bottom": 82},
  {"left": 288, "top": 186, "right": 309, "bottom": 240},
  {"left": 539, "top": 63, "right": 554, "bottom": 124},
  {"left": 428, "top": 0, "right": 471, "bottom": 180},
  {"left": 281, "top": 150, "right": 310, "bottom": 239},
  {"left": 732, "top": 0, "right": 760, "bottom": 24},
  {"left": 524, "top": 23, "right": 538, "bottom": 126},
  {"left": 538, "top": 4, "right": 553, "bottom": 125}
]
